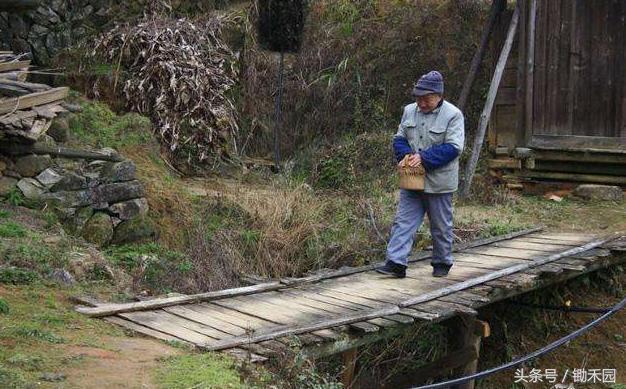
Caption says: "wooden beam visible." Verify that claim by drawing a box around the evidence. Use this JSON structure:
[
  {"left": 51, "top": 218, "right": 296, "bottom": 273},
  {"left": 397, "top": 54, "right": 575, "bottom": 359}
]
[
  {"left": 488, "top": 158, "right": 522, "bottom": 169},
  {"left": 0, "top": 87, "right": 68, "bottom": 114},
  {"left": 383, "top": 345, "right": 478, "bottom": 388},
  {"left": 529, "top": 134, "right": 626, "bottom": 151},
  {"left": 341, "top": 348, "right": 358, "bottom": 389},
  {"left": 399, "top": 236, "right": 616, "bottom": 307},
  {"left": 524, "top": 0, "right": 537, "bottom": 145},
  {"left": 0, "top": 144, "right": 124, "bottom": 162},
  {"left": 460, "top": 4, "right": 520, "bottom": 199},
  {"left": 0, "top": 60, "right": 30, "bottom": 73},
  {"left": 76, "top": 282, "right": 284, "bottom": 317},
  {"left": 513, "top": 170, "right": 626, "bottom": 185},
  {"left": 202, "top": 306, "right": 400, "bottom": 351},
  {"left": 456, "top": 0, "right": 506, "bottom": 111}
]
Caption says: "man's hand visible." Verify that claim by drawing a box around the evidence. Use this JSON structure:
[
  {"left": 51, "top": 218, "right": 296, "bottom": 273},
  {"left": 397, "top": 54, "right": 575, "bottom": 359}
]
[
  {"left": 398, "top": 153, "right": 422, "bottom": 167},
  {"left": 407, "top": 153, "right": 421, "bottom": 167}
]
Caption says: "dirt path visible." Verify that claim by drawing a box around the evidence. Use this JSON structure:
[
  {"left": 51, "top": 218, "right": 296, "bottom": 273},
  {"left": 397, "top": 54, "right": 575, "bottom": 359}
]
[{"left": 59, "top": 336, "right": 182, "bottom": 389}]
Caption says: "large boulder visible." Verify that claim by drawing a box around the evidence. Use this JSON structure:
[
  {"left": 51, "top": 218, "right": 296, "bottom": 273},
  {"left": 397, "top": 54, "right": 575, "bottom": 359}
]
[
  {"left": 35, "top": 168, "right": 63, "bottom": 188},
  {"left": 100, "top": 160, "right": 136, "bottom": 183},
  {"left": 573, "top": 185, "right": 623, "bottom": 202},
  {"left": 81, "top": 212, "right": 113, "bottom": 247},
  {"left": 91, "top": 180, "right": 144, "bottom": 204},
  {"left": 40, "top": 190, "right": 91, "bottom": 208},
  {"left": 14, "top": 154, "right": 54, "bottom": 177},
  {"left": 17, "top": 178, "right": 46, "bottom": 199},
  {"left": 0, "top": 177, "right": 18, "bottom": 197},
  {"left": 109, "top": 198, "right": 148, "bottom": 220},
  {"left": 112, "top": 216, "right": 158, "bottom": 245},
  {"left": 48, "top": 116, "right": 70, "bottom": 143},
  {"left": 50, "top": 172, "right": 87, "bottom": 192}
]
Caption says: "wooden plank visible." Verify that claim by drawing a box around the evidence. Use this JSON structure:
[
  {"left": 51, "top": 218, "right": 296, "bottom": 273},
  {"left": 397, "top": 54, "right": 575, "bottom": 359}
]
[
  {"left": 526, "top": 232, "right": 596, "bottom": 242},
  {"left": 460, "top": 3, "right": 520, "bottom": 198},
  {"left": 491, "top": 240, "right": 580, "bottom": 252},
  {"left": 104, "top": 316, "right": 189, "bottom": 343},
  {"left": 487, "top": 158, "right": 521, "bottom": 169},
  {"left": 193, "top": 303, "right": 281, "bottom": 329},
  {"left": 223, "top": 348, "right": 269, "bottom": 363},
  {"left": 463, "top": 246, "right": 549, "bottom": 260},
  {"left": 514, "top": 0, "right": 528, "bottom": 146},
  {"left": 495, "top": 87, "right": 517, "bottom": 105},
  {"left": 214, "top": 295, "right": 326, "bottom": 325},
  {"left": 350, "top": 322, "right": 380, "bottom": 333},
  {"left": 202, "top": 306, "right": 400, "bottom": 351},
  {"left": 76, "top": 282, "right": 284, "bottom": 317},
  {"left": 516, "top": 170, "right": 626, "bottom": 184},
  {"left": 398, "top": 236, "right": 614, "bottom": 307},
  {"left": 544, "top": 0, "right": 561, "bottom": 135},
  {"left": 555, "top": 0, "right": 572, "bottom": 135},
  {"left": 0, "top": 87, "right": 68, "bottom": 114},
  {"left": 524, "top": 149, "right": 626, "bottom": 164},
  {"left": 163, "top": 305, "right": 250, "bottom": 336},
  {"left": 532, "top": 0, "right": 547, "bottom": 134},
  {"left": 0, "top": 60, "right": 30, "bottom": 73},
  {"left": 121, "top": 310, "right": 233, "bottom": 340},
  {"left": 117, "top": 311, "right": 216, "bottom": 345},
  {"left": 529, "top": 134, "right": 626, "bottom": 151}
]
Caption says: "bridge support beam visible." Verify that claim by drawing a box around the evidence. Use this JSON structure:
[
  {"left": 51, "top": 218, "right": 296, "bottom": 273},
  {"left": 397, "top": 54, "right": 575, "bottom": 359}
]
[
  {"left": 446, "top": 315, "right": 490, "bottom": 389},
  {"left": 341, "top": 347, "right": 358, "bottom": 389}
]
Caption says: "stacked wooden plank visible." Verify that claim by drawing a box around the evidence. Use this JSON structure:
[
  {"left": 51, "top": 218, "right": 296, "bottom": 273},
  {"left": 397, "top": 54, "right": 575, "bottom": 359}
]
[
  {"left": 75, "top": 230, "right": 626, "bottom": 362},
  {"left": 0, "top": 52, "right": 69, "bottom": 142}
]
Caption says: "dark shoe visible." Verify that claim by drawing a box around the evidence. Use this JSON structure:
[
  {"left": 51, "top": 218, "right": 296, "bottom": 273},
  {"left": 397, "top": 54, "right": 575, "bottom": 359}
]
[
  {"left": 432, "top": 264, "right": 452, "bottom": 277},
  {"left": 376, "top": 262, "right": 407, "bottom": 278}
]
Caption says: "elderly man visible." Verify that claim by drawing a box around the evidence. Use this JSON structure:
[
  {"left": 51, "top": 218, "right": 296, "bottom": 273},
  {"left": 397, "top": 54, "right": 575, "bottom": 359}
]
[{"left": 377, "top": 71, "right": 465, "bottom": 278}]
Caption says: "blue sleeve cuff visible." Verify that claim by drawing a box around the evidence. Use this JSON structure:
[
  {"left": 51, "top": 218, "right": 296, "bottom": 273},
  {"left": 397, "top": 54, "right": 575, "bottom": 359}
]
[
  {"left": 419, "top": 143, "right": 459, "bottom": 171},
  {"left": 393, "top": 136, "right": 413, "bottom": 163}
]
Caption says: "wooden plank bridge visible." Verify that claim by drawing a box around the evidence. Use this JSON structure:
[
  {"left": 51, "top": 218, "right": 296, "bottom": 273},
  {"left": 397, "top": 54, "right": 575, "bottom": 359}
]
[{"left": 76, "top": 229, "right": 626, "bottom": 370}]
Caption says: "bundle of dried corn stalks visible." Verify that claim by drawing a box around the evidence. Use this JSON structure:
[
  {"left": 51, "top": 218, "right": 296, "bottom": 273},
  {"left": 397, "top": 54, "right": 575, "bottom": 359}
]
[{"left": 91, "top": 16, "right": 239, "bottom": 163}]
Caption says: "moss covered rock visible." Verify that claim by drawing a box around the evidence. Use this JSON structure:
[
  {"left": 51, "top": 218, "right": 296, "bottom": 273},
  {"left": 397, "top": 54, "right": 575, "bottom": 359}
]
[
  {"left": 112, "top": 215, "right": 158, "bottom": 245},
  {"left": 81, "top": 212, "right": 113, "bottom": 247}
]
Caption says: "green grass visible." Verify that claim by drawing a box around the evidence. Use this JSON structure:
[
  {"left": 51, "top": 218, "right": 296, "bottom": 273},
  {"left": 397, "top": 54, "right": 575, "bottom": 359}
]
[
  {"left": 154, "top": 353, "right": 243, "bottom": 389},
  {"left": 0, "top": 299, "right": 8, "bottom": 314},
  {"left": 67, "top": 100, "right": 153, "bottom": 150},
  {"left": 0, "top": 284, "right": 125, "bottom": 387},
  {"left": 0, "top": 222, "right": 27, "bottom": 238}
]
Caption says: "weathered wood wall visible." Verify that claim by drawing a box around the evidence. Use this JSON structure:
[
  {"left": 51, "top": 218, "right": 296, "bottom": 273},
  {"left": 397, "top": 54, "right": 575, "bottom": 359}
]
[{"left": 489, "top": 0, "right": 626, "bottom": 152}]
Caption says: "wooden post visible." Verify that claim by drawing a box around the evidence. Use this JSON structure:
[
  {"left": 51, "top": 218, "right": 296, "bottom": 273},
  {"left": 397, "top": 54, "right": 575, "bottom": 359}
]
[
  {"left": 341, "top": 348, "right": 358, "bottom": 389},
  {"left": 459, "top": 4, "right": 520, "bottom": 199},
  {"left": 524, "top": 0, "right": 537, "bottom": 146},
  {"left": 445, "top": 316, "right": 490, "bottom": 389},
  {"left": 456, "top": 0, "right": 507, "bottom": 112}
]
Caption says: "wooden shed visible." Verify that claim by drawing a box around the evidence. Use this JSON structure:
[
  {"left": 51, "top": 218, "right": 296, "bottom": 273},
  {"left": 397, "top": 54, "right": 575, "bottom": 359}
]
[{"left": 487, "top": 0, "right": 626, "bottom": 189}]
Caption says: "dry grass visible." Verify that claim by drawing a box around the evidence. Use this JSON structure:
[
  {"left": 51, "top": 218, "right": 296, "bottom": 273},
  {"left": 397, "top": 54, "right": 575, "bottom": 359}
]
[{"left": 118, "top": 144, "right": 195, "bottom": 250}]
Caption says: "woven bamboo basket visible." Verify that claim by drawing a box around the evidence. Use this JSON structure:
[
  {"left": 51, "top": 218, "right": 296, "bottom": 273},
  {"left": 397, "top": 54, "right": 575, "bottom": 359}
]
[{"left": 398, "top": 164, "right": 426, "bottom": 191}]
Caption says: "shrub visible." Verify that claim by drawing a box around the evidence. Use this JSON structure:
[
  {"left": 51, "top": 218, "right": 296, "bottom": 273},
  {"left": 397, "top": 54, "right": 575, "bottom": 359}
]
[{"left": 0, "top": 268, "right": 39, "bottom": 285}]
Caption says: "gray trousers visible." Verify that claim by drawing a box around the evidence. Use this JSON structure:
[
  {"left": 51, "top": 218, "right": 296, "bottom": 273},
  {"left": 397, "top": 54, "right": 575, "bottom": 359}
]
[{"left": 386, "top": 190, "right": 454, "bottom": 267}]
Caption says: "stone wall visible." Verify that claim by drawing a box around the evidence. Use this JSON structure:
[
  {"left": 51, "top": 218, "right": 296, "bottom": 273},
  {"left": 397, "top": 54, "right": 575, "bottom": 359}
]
[
  {"left": 0, "top": 0, "right": 112, "bottom": 65},
  {"left": 0, "top": 116, "right": 155, "bottom": 247},
  {"left": 0, "top": 0, "right": 237, "bottom": 65}
]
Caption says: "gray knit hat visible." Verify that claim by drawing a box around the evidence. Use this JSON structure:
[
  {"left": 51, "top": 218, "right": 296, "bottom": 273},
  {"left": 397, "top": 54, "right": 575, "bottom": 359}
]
[{"left": 412, "top": 70, "right": 444, "bottom": 96}]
